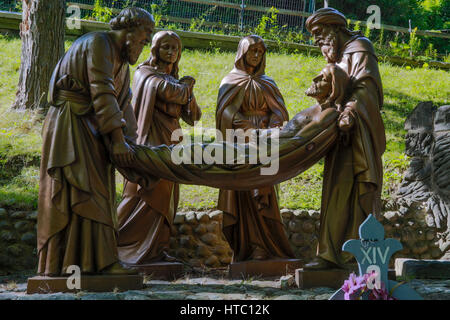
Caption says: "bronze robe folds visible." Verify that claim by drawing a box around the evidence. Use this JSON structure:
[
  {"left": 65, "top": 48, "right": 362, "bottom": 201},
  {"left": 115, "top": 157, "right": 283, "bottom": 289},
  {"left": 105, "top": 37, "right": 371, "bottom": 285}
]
[
  {"left": 216, "top": 41, "right": 294, "bottom": 262},
  {"left": 38, "top": 32, "right": 137, "bottom": 275},
  {"left": 117, "top": 65, "right": 201, "bottom": 265},
  {"left": 318, "top": 36, "right": 386, "bottom": 266}
]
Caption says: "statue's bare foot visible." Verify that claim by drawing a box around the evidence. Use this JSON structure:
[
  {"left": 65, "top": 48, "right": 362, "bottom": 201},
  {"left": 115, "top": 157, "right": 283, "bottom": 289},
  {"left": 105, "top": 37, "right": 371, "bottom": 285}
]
[{"left": 102, "top": 262, "right": 138, "bottom": 275}]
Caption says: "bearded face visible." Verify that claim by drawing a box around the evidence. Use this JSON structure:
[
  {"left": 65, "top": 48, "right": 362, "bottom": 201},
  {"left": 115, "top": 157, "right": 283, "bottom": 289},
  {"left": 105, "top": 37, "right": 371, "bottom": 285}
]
[
  {"left": 123, "top": 24, "right": 153, "bottom": 65},
  {"left": 311, "top": 25, "right": 340, "bottom": 63}
]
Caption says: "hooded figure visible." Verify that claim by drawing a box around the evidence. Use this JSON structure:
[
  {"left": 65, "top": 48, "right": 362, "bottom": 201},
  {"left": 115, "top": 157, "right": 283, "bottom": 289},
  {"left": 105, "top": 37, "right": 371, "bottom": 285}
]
[
  {"left": 216, "top": 35, "right": 295, "bottom": 262},
  {"left": 117, "top": 31, "right": 201, "bottom": 265}
]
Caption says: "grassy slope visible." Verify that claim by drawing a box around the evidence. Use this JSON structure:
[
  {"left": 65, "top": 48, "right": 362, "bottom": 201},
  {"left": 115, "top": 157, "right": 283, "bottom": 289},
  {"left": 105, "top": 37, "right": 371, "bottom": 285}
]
[{"left": 0, "top": 35, "right": 449, "bottom": 210}]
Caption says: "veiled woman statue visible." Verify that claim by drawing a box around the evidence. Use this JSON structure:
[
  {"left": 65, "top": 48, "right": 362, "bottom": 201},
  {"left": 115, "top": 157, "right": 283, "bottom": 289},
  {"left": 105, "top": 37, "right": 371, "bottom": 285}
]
[
  {"left": 215, "top": 35, "right": 295, "bottom": 262},
  {"left": 117, "top": 31, "right": 201, "bottom": 265}
]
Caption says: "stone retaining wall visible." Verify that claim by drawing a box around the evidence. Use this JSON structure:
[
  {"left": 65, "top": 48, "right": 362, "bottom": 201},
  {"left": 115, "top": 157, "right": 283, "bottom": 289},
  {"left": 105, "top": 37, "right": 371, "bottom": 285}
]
[{"left": 0, "top": 206, "right": 448, "bottom": 274}]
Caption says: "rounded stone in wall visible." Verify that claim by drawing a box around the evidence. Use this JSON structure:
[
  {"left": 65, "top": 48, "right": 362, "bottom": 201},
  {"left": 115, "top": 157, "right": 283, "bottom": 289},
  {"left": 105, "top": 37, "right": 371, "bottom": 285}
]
[
  {"left": 426, "top": 230, "right": 435, "bottom": 241},
  {"left": 288, "top": 220, "right": 302, "bottom": 233},
  {"left": 194, "top": 224, "right": 207, "bottom": 235},
  {"left": 213, "top": 245, "right": 228, "bottom": 255},
  {"left": 179, "top": 224, "right": 193, "bottom": 235},
  {"left": 204, "top": 255, "right": 219, "bottom": 267},
  {"left": 430, "top": 247, "right": 442, "bottom": 258},
  {"left": 175, "top": 248, "right": 188, "bottom": 259},
  {"left": 179, "top": 235, "right": 195, "bottom": 248},
  {"left": 20, "top": 232, "right": 36, "bottom": 245},
  {"left": 196, "top": 212, "right": 210, "bottom": 224},
  {"left": 411, "top": 241, "right": 429, "bottom": 255},
  {"left": 200, "top": 233, "right": 218, "bottom": 246},
  {"left": 302, "top": 221, "right": 315, "bottom": 233},
  {"left": 219, "top": 255, "right": 232, "bottom": 264},
  {"left": 290, "top": 233, "right": 305, "bottom": 247},
  {"left": 185, "top": 212, "right": 198, "bottom": 225},
  {"left": 196, "top": 244, "right": 212, "bottom": 257},
  {"left": 280, "top": 209, "right": 293, "bottom": 221},
  {"left": 206, "top": 221, "right": 220, "bottom": 234}
]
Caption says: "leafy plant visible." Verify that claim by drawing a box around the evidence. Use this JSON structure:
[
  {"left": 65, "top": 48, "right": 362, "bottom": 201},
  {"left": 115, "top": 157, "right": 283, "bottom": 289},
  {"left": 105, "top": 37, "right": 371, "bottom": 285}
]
[{"left": 92, "top": 0, "right": 114, "bottom": 23}]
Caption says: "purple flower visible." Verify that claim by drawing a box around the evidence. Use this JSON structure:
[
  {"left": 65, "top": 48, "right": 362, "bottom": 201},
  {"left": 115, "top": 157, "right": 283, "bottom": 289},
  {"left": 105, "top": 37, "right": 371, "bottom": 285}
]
[{"left": 342, "top": 273, "right": 367, "bottom": 300}]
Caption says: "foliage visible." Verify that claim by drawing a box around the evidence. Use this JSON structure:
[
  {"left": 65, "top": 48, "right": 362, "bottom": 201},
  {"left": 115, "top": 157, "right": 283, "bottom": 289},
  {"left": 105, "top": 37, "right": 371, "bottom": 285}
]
[
  {"left": 92, "top": 0, "right": 115, "bottom": 23},
  {"left": 0, "top": 38, "right": 449, "bottom": 211}
]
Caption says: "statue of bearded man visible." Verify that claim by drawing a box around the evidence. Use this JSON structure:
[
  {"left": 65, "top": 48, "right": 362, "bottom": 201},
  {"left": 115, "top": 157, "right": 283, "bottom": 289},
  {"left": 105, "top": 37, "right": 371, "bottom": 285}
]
[
  {"left": 304, "top": 8, "right": 386, "bottom": 269},
  {"left": 38, "top": 7, "right": 155, "bottom": 276}
]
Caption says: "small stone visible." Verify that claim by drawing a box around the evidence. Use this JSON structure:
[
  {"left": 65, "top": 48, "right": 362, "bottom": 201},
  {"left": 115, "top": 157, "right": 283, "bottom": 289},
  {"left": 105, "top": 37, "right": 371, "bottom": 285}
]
[
  {"left": 200, "top": 233, "right": 218, "bottom": 246},
  {"left": 173, "top": 212, "right": 185, "bottom": 224},
  {"left": 10, "top": 211, "right": 27, "bottom": 219},
  {"left": 208, "top": 210, "right": 223, "bottom": 222},
  {"left": 302, "top": 221, "right": 315, "bottom": 233},
  {"left": 288, "top": 220, "right": 302, "bottom": 233},
  {"left": 0, "top": 208, "right": 7, "bottom": 219},
  {"left": 194, "top": 224, "right": 207, "bottom": 235},
  {"left": 279, "top": 275, "right": 295, "bottom": 289},
  {"left": 308, "top": 210, "right": 320, "bottom": 219},
  {"left": 26, "top": 211, "right": 38, "bottom": 220},
  {"left": 280, "top": 209, "right": 292, "bottom": 220},
  {"left": 407, "top": 220, "right": 415, "bottom": 227},
  {"left": 185, "top": 211, "right": 198, "bottom": 225},
  {"left": 204, "top": 255, "right": 219, "bottom": 267},
  {"left": 383, "top": 211, "right": 398, "bottom": 222},
  {"left": 196, "top": 212, "right": 210, "bottom": 223},
  {"left": 20, "top": 232, "right": 36, "bottom": 245},
  {"left": 206, "top": 221, "right": 220, "bottom": 234},
  {"left": 179, "top": 224, "right": 192, "bottom": 235},
  {"left": 399, "top": 206, "right": 409, "bottom": 216},
  {"left": 196, "top": 244, "right": 212, "bottom": 258}
]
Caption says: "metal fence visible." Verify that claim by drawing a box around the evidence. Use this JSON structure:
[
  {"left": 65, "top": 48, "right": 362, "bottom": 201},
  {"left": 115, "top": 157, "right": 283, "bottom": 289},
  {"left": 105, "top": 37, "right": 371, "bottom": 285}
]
[{"left": 4, "top": 0, "right": 314, "bottom": 34}]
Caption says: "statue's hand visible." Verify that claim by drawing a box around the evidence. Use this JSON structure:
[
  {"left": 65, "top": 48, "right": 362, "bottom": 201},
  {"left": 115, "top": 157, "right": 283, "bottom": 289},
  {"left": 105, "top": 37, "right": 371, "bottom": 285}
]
[
  {"left": 179, "top": 76, "right": 196, "bottom": 88},
  {"left": 338, "top": 105, "right": 356, "bottom": 133},
  {"left": 111, "top": 140, "right": 136, "bottom": 167}
]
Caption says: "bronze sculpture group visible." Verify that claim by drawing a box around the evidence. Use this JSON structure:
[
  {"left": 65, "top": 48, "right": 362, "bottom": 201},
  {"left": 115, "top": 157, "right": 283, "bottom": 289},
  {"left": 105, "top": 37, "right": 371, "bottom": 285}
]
[{"left": 36, "top": 7, "right": 386, "bottom": 279}]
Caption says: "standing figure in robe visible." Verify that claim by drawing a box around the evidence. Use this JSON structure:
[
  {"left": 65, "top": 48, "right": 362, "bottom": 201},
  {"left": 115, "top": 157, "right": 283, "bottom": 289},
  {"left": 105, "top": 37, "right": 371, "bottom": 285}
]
[
  {"left": 216, "top": 35, "right": 295, "bottom": 262},
  {"left": 117, "top": 31, "right": 201, "bottom": 265},
  {"left": 37, "top": 8, "right": 155, "bottom": 276},
  {"left": 305, "top": 8, "right": 386, "bottom": 269}
]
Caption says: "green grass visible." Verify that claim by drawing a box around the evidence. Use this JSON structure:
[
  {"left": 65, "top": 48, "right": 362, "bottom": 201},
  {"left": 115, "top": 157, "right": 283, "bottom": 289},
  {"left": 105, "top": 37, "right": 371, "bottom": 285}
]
[{"left": 0, "top": 35, "right": 449, "bottom": 210}]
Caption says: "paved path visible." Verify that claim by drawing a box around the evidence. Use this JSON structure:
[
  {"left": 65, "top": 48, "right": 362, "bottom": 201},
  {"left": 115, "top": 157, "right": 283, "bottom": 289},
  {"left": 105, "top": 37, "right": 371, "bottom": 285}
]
[{"left": 0, "top": 272, "right": 448, "bottom": 300}]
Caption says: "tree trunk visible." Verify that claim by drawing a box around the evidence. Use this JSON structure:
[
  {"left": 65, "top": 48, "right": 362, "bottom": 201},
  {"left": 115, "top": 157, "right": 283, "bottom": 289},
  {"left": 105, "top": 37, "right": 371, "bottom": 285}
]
[{"left": 11, "top": 0, "right": 65, "bottom": 111}]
